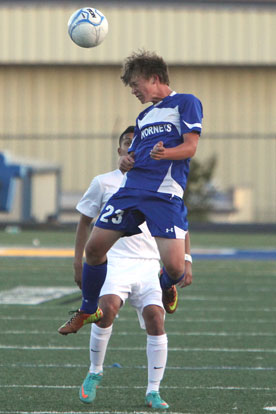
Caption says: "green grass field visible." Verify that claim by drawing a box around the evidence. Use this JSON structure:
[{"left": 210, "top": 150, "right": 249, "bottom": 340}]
[{"left": 0, "top": 230, "right": 275, "bottom": 414}]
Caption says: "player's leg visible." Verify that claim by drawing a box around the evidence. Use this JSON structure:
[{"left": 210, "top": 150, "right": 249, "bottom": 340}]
[
  {"left": 130, "top": 258, "right": 169, "bottom": 409},
  {"left": 79, "top": 189, "right": 143, "bottom": 316},
  {"left": 90, "top": 294, "right": 122, "bottom": 371},
  {"left": 85, "top": 226, "right": 124, "bottom": 266},
  {"left": 80, "top": 226, "right": 123, "bottom": 312},
  {"left": 80, "top": 294, "right": 122, "bottom": 404},
  {"left": 59, "top": 189, "right": 143, "bottom": 335},
  {"left": 156, "top": 237, "right": 185, "bottom": 282},
  {"left": 58, "top": 227, "right": 123, "bottom": 335},
  {"left": 155, "top": 237, "right": 187, "bottom": 314},
  {"left": 139, "top": 192, "right": 188, "bottom": 314},
  {"left": 80, "top": 256, "right": 132, "bottom": 403},
  {"left": 143, "top": 305, "right": 169, "bottom": 410}
]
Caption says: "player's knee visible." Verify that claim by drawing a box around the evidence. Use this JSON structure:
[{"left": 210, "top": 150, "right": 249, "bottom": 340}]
[
  {"left": 147, "top": 325, "right": 165, "bottom": 336},
  {"left": 164, "top": 262, "right": 185, "bottom": 280},
  {"left": 98, "top": 303, "right": 118, "bottom": 327},
  {"left": 106, "top": 302, "right": 118, "bottom": 318},
  {"left": 143, "top": 306, "right": 165, "bottom": 335},
  {"left": 85, "top": 242, "right": 103, "bottom": 264}
]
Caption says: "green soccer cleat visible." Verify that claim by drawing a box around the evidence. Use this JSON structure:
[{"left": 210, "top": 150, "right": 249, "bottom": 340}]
[
  {"left": 145, "top": 391, "right": 169, "bottom": 410},
  {"left": 159, "top": 269, "right": 178, "bottom": 314},
  {"left": 58, "top": 307, "right": 103, "bottom": 335},
  {"left": 79, "top": 371, "right": 103, "bottom": 404},
  {"left": 162, "top": 285, "right": 178, "bottom": 314}
]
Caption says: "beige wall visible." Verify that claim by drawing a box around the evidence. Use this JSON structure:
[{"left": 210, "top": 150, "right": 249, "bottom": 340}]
[
  {"left": 0, "top": 4, "right": 275, "bottom": 222},
  {"left": 0, "top": 5, "right": 275, "bottom": 65},
  {"left": 0, "top": 65, "right": 275, "bottom": 222}
]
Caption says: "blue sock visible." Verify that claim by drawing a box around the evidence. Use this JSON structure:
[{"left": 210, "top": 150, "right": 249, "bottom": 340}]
[
  {"left": 159, "top": 267, "right": 185, "bottom": 290},
  {"left": 80, "top": 261, "right": 107, "bottom": 313}
]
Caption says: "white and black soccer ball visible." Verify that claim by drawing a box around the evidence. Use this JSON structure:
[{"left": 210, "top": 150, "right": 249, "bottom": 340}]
[{"left": 68, "top": 7, "right": 108, "bottom": 48}]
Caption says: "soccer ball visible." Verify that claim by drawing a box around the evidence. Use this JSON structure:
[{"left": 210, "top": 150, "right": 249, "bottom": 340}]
[{"left": 68, "top": 7, "right": 108, "bottom": 48}]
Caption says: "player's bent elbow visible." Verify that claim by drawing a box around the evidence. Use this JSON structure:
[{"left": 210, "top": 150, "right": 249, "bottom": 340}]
[{"left": 189, "top": 144, "right": 198, "bottom": 158}]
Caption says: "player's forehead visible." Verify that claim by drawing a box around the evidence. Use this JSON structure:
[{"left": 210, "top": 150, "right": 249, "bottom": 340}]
[{"left": 129, "top": 73, "right": 148, "bottom": 86}]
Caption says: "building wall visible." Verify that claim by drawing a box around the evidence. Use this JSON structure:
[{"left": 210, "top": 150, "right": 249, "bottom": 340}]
[
  {"left": 0, "top": 4, "right": 275, "bottom": 222},
  {"left": 0, "top": 5, "right": 275, "bottom": 65},
  {"left": 0, "top": 65, "right": 275, "bottom": 221}
]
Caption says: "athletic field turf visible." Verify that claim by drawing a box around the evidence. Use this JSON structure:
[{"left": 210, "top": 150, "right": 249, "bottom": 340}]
[{"left": 0, "top": 229, "right": 275, "bottom": 414}]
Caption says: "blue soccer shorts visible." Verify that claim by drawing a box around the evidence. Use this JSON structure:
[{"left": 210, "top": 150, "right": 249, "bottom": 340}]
[{"left": 95, "top": 187, "right": 188, "bottom": 239}]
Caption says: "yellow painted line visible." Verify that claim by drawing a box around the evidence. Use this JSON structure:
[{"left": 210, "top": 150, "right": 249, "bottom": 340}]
[{"left": 0, "top": 248, "right": 74, "bottom": 257}]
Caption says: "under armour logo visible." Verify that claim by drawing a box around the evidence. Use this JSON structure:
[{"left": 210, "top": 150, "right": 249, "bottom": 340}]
[{"left": 166, "top": 228, "right": 174, "bottom": 233}]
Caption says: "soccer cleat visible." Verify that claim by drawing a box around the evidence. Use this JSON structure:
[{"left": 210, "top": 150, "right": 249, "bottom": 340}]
[
  {"left": 162, "top": 285, "right": 178, "bottom": 314},
  {"left": 58, "top": 307, "right": 103, "bottom": 335},
  {"left": 79, "top": 371, "right": 103, "bottom": 404},
  {"left": 145, "top": 391, "right": 169, "bottom": 410}
]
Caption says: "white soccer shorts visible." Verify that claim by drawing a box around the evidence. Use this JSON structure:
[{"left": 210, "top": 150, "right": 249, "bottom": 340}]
[{"left": 100, "top": 257, "right": 164, "bottom": 329}]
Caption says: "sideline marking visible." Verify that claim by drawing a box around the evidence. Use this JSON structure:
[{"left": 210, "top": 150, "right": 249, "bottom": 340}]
[
  {"left": 0, "top": 286, "right": 79, "bottom": 305},
  {"left": 0, "top": 246, "right": 275, "bottom": 260},
  {"left": 193, "top": 248, "right": 276, "bottom": 260},
  {"left": 0, "top": 247, "right": 73, "bottom": 257}
]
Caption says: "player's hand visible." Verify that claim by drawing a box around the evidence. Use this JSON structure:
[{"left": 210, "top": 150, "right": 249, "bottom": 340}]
[
  {"left": 150, "top": 141, "right": 166, "bottom": 160},
  {"left": 177, "top": 262, "right": 192, "bottom": 288},
  {"left": 119, "top": 154, "right": 135, "bottom": 172},
  {"left": 73, "top": 262, "right": 82, "bottom": 289}
]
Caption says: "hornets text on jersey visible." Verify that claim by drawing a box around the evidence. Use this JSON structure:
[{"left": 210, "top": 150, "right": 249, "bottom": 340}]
[{"left": 122, "top": 92, "right": 203, "bottom": 198}]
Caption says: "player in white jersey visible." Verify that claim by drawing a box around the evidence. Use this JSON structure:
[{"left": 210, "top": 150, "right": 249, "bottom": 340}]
[
  {"left": 58, "top": 50, "right": 199, "bottom": 344},
  {"left": 70, "top": 127, "right": 192, "bottom": 410}
]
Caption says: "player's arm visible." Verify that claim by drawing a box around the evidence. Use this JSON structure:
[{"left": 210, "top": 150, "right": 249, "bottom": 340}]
[
  {"left": 178, "top": 231, "right": 193, "bottom": 288},
  {"left": 150, "top": 132, "right": 199, "bottom": 161},
  {"left": 74, "top": 213, "right": 93, "bottom": 289}
]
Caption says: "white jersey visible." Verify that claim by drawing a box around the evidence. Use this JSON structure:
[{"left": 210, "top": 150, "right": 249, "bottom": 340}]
[{"left": 76, "top": 169, "right": 160, "bottom": 260}]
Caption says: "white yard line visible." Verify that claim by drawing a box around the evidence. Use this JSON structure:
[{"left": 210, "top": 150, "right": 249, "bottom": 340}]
[
  {"left": 1, "top": 330, "right": 275, "bottom": 337},
  {"left": 0, "top": 362, "right": 275, "bottom": 371},
  {"left": 0, "top": 384, "right": 276, "bottom": 391},
  {"left": 0, "top": 315, "right": 274, "bottom": 323},
  {"left": 4, "top": 305, "right": 274, "bottom": 311},
  {"left": 1, "top": 344, "right": 276, "bottom": 352},
  {"left": 0, "top": 411, "right": 188, "bottom": 414},
  {"left": 0, "top": 411, "right": 189, "bottom": 414},
  {"left": 0, "top": 294, "right": 275, "bottom": 305}
]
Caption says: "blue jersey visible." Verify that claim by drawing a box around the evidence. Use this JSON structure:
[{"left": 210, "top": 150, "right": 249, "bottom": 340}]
[{"left": 123, "top": 92, "right": 203, "bottom": 198}]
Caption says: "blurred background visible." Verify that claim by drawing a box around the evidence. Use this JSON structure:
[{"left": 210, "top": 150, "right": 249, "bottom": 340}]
[{"left": 0, "top": 0, "right": 275, "bottom": 226}]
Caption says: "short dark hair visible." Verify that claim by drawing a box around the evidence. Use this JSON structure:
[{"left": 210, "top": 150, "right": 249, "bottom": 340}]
[
  {"left": 119, "top": 125, "right": 135, "bottom": 146},
  {"left": 121, "top": 50, "right": 170, "bottom": 86}
]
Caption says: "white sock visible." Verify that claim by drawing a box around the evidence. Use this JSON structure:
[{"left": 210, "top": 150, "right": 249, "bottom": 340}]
[
  {"left": 89, "top": 324, "right": 113, "bottom": 374},
  {"left": 146, "top": 334, "right": 168, "bottom": 395}
]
